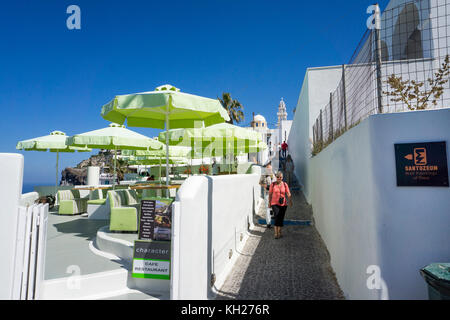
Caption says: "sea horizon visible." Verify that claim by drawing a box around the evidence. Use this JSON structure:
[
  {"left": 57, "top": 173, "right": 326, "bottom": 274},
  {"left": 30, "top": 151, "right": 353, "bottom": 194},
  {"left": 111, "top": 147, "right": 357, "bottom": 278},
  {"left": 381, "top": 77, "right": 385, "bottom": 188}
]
[{"left": 22, "top": 182, "right": 54, "bottom": 194}]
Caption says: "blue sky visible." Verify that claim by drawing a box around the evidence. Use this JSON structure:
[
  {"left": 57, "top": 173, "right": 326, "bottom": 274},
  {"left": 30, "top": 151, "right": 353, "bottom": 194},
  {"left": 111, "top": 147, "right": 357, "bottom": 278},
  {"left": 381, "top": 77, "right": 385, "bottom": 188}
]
[{"left": 0, "top": 0, "right": 389, "bottom": 184}]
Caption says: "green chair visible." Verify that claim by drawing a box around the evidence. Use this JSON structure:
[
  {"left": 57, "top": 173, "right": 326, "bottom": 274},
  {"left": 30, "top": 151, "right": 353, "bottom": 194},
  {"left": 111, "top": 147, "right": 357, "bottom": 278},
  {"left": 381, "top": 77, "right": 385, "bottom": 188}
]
[
  {"left": 108, "top": 189, "right": 140, "bottom": 232},
  {"left": 57, "top": 189, "right": 88, "bottom": 215},
  {"left": 87, "top": 188, "right": 109, "bottom": 206},
  {"left": 87, "top": 188, "right": 111, "bottom": 219}
]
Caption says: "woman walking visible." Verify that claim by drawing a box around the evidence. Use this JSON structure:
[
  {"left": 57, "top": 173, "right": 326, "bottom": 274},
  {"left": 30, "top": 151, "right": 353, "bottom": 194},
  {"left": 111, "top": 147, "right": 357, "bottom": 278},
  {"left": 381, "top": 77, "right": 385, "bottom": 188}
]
[{"left": 269, "top": 172, "right": 293, "bottom": 239}]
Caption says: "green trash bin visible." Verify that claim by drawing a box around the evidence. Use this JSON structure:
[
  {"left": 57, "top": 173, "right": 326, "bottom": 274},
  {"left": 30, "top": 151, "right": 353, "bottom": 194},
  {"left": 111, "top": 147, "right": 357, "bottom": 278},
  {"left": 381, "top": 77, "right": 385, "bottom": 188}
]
[{"left": 420, "top": 263, "right": 450, "bottom": 300}]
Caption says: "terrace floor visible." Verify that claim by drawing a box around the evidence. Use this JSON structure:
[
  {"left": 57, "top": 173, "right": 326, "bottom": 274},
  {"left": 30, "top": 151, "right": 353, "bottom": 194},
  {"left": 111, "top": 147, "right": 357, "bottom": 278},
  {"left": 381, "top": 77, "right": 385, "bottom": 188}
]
[
  {"left": 43, "top": 209, "right": 165, "bottom": 300},
  {"left": 45, "top": 209, "right": 122, "bottom": 280}
]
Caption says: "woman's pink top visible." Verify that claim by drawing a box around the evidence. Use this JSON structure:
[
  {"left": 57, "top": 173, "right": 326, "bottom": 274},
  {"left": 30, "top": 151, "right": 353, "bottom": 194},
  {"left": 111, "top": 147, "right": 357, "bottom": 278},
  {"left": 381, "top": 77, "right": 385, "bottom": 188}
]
[{"left": 269, "top": 182, "right": 290, "bottom": 206}]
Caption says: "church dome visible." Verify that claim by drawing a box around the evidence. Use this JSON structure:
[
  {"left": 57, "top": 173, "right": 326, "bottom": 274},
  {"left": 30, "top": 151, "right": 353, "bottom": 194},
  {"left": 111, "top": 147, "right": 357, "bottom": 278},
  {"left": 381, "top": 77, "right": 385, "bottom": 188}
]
[
  {"left": 252, "top": 114, "right": 267, "bottom": 130},
  {"left": 254, "top": 114, "right": 266, "bottom": 123}
]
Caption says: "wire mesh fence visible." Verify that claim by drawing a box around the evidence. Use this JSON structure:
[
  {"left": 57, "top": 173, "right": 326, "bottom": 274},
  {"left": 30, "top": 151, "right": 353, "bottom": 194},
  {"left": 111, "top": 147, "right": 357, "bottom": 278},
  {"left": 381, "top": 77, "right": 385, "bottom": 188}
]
[{"left": 312, "top": 0, "right": 450, "bottom": 156}]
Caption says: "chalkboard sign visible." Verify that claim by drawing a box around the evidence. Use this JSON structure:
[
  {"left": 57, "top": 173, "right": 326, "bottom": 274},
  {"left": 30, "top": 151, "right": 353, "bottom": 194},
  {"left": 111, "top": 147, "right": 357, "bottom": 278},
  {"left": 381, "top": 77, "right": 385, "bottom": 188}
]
[
  {"left": 394, "top": 141, "right": 449, "bottom": 187},
  {"left": 138, "top": 200, "right": 156, "bottom": 240}
]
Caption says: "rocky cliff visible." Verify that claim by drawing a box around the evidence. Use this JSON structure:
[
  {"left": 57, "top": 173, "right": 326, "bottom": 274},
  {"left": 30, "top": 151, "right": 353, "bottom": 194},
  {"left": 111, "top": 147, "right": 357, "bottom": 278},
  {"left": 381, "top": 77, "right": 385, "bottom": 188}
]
[{"left": 60, "top": 150, "right": 114, "bottom": 185}]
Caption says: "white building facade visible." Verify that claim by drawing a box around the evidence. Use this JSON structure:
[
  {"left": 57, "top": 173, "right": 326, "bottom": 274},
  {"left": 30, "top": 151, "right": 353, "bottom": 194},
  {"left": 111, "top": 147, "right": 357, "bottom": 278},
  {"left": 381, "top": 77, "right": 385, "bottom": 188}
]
[{"left": 248, "top": 98, "right": 293, "bottom": 165}]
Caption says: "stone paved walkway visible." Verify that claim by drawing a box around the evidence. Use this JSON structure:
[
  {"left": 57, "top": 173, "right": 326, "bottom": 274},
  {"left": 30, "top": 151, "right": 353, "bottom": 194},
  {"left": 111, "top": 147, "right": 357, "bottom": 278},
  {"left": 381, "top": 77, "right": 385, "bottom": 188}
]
[{"left": 215, "top": 170, "right": 345, "bottom": 300}]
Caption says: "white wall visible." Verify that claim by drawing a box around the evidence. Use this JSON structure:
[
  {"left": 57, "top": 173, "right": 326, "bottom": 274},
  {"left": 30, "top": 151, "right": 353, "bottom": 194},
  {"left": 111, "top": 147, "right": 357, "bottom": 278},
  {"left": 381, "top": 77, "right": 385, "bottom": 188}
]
[
  {"left": 288, "top": 66, "right": 343, "bottom": 195},
  {"left": 171, "top": 170, "right": 261, "bottom": 299},
  {"left": 279, "top": 120, "right": 293, "bottom": 145},
  {"left": 34, "top": 185, "right": 76, "bottom": 197},
  {"left": 19, "top": 192, "right": 39, "bottom": 207},
  {"left": 290, "top": 108, "right": 450, "bottom": 299},
  {"left": 0, "top": 154, "right": 24, "bottom": 299}
]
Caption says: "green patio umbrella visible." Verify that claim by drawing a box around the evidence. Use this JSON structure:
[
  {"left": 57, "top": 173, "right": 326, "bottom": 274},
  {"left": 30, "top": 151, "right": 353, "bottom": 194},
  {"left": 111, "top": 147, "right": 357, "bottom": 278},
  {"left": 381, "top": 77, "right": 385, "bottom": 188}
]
[
  {"left": 101, "top": 84, "right": 230, "bottom": 189},
  {"left": 16, "top": 130, "right": 92, "bottom": 195},
  {"left": 205, "top": 139, "right": 267, "bottom": 173},
  {"left": 121, "top": 146, "right": 192, "bottom": 158},
  {"left": 126, "top": 156, "right": 188, "bottom": 165},
  {"left": 126, "top": 156, "right": 188, "bottom": 180},
  {"left": 160, "top": 123, "right": 263, "bottom": 173},
  {"left": 66, "top": 123, "right": 163, "bottom": 188},
  {"left": 159, "top": 123, "right": 262, "bottom": 146},
  {"left": 121, "top": 146, "right": 192, "bottom": 179}
]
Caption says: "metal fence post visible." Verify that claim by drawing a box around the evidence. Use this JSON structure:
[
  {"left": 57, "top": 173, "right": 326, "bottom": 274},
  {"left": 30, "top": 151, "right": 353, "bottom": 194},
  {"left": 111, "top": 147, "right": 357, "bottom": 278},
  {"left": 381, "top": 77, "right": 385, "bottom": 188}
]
[
  {"left": 312, "top": 123, "right": 315, "bottom": 146},
  {"left": 319, "top": 110, "right": 323, "bottom": 144},
  {"left": 329, "top": 93, "right": 334, "bottom": 141},
  {"left": 315, "top": 119, "right": 319, "bottom": 145},
  {"left": 374, "top": 3, "right": 383, "bottom": 114},
  {"left": 342, "top": 64, "right": 347, "bottom": 130}
]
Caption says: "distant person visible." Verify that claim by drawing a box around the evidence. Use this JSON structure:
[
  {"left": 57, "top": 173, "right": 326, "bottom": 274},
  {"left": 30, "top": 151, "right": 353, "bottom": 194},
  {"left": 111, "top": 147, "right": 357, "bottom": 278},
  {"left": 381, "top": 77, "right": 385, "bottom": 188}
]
[
  {"left": 281, "top": 141, "right": 288, "bottom": 158},
  {"left": 269, "top": 171, "right": 293, "bottom": 239},
  {"left": 212, "top": 158, "right": 219, "bottom": 175},
  {"left": 285, "top": 155, "right": 295, "bottom": 186},
  {"left": 259, "top": 162, "right": 276, "bottom": 228}
]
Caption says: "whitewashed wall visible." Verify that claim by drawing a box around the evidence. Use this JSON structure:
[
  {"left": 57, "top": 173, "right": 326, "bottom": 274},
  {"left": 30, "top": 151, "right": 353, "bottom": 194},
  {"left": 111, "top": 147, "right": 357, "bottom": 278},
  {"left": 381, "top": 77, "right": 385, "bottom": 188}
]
[
  {"left": 288, "top": 66, "right": 343, "bottom": 195},
  {"left": 289, "top": 108, "right": 450, "bottom": 299},
  {"left": 171, "top": 169, "right": 261, "bottom": 299},
  {"left": 19, "top": 192, "right": 39, "bottom": 207},
  {"left": 0, "top": 154, "right": 24, "bottom": 299}
]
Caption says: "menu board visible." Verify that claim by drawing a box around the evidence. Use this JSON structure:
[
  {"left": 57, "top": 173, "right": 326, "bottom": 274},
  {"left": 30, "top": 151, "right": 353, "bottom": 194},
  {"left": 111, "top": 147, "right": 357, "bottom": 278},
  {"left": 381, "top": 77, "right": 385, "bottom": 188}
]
[
  {"left": 138, "top": 200, "right": 156, "bottom": 240},
  {"left": 138, "top": 198, "right": 173, "bottom": 241}
]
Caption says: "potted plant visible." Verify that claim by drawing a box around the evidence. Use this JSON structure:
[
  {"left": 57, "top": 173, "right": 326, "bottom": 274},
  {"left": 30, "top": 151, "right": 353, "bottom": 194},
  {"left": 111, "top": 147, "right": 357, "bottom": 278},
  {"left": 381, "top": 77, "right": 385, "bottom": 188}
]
[{"left": 198, "top": 164, "right": 209, "bottom": 175}]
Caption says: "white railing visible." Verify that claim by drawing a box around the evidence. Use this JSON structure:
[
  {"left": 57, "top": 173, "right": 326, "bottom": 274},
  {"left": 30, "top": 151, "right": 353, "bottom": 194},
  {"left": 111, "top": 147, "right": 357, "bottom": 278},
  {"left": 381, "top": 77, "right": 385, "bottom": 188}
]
[{"left": 12, "top": 203, "right": 49, "bottom": 300}]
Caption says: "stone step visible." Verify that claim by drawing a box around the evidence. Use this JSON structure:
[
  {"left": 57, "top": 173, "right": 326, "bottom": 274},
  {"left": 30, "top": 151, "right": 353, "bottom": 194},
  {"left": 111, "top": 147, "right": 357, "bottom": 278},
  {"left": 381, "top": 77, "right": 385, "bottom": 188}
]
[
  {"left": 40, "top": 269, "right": 130, "bottom": 300},
  {"left": 257, "top": 219, "right": 312, "bottom": 226},
  {"left": 92, "top": 226, "right": 170, "bottom": 296}
]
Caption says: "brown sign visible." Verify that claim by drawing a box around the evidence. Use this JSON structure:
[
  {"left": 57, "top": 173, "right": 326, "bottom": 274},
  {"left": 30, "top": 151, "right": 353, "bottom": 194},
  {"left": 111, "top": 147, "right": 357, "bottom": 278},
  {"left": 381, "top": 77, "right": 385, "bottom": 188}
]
[{"left": 395, "top": 142, "right": 449, "bottom": 187}]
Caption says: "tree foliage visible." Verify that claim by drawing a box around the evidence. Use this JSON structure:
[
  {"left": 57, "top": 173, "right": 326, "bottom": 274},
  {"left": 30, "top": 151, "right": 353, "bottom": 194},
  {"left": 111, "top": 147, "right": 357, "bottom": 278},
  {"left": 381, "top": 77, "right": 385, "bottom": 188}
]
[
  {"left": 383, "top": 55, "right": 450, "bottom": 111},
  {"left": 106, "top": 154, "right": 133, "bottom": 181},
  {"left": 218, "top": 92, "right": 245, "bottom": 124}
]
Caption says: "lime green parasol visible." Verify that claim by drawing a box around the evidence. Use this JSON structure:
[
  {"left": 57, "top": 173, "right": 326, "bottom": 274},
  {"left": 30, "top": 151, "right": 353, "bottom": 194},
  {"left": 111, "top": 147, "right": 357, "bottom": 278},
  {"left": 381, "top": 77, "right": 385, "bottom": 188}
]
[
  {"left": 101, "top": 84, "right": 230, "bottom": 188},
  {"left": 67, "top": 123, "right": 163, "bottom": 188},
  {"left": 159, "top": 123, "right": 264, "bottom": 172},
  {"left": 16, "top": 130, "right": 92, "bottom": 195}
]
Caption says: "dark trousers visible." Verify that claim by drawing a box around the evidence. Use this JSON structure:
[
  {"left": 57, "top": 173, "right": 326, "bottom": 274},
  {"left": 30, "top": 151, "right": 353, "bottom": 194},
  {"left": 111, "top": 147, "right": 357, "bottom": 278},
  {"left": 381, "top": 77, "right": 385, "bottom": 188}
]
[{"left": 272, "top": 205, "right": 287, "bottom": 227}]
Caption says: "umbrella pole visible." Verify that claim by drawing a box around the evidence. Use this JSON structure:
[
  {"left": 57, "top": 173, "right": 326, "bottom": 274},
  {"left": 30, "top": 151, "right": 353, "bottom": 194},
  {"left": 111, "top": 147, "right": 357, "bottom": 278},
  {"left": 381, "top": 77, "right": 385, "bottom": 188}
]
[
  {"left": 56, "top": 151, "right": 59, "bottom": 197},
  {"left": 165, "top": 106, "right": 170, "bottom": 197},
  {"left": 113, "top": 146, "right": 117, "bottom": 190}
]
